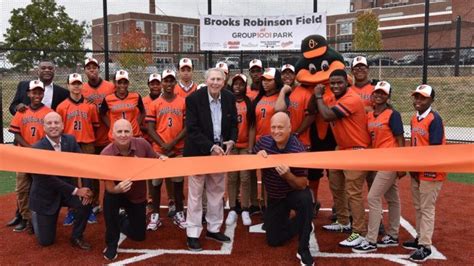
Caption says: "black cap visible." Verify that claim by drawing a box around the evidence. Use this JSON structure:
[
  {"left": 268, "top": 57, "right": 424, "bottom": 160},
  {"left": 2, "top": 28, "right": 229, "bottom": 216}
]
[{"left": 301, "top": 35, "right": 328, "bottom": 59}]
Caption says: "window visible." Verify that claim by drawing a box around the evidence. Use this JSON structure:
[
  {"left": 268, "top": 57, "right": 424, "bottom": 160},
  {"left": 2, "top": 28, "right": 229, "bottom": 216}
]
[
  {"left": 338, "top": 42, "right": 352, "bottom": 52},
  {"left": 136, "top": 20, "right": 145, "bottom": 32},
  {"left": 338, "top": 22, "right": 352, "bottom": 35},
  {"left": 156, "top": 22, "right": 168, "bottom": 35},
  {"left": 156, "top": 57, "right": 173, "bottom": 69},
  {"left": 183, "top": 42, "right": 194, "bottom": 52},
  {"left": 183, "top": 25, "right": 195, "bottom": 36},
  {"left": 155, "top": 41, "right": 169, "bottom": 52}
]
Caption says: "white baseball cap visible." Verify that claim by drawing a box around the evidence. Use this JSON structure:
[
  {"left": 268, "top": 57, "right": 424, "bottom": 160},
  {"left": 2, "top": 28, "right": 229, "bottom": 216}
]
[
  {"left": 249, "top": 59, "right": 263, "bottom": 69},
  {"left": 84, "top": 57, "right": 99, "bottom": 68},
  {"left": 179, "top": 58, "right": 193, "bottom": 69},
  {"left": 216, "top": 62, "right": 229, "bottom": 74},
  {"left": 115, "top": 70, "right": 129, "bottom": 81},
  {"left": 162, "top": 69, "right": 176, "bottom": 79},
  {"left": 28, "top": 80, "right": 44, "bottom": 91},
  {"left": 373, "top": 81, "right": 391, "bottom": 95},
  {"left": 262, "top": 68, "right": 277, "bottom": 80},
  {"left": 232, "top": 73, "right": 247, "bottom": 83},
  {"left": 68, "top": 73, "right": 83, "bottom": 84},
  {"left": 352, "top": 56, "right": 368, "bottom": 67},
  {"left": 412, "top": 84, "right": 434, "bottom": 98},
  {"left": 281, "top": 64, "right": 295, "bottom": 73},
  {"left": 148, "top": 73, "right": 161, "bottom": 83}
]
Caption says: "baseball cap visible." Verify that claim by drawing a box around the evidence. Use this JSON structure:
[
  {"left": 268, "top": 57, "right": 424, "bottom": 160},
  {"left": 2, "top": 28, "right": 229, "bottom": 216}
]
[
  {"left": 249, "top": 59, "right": 263, "bottom": 69},
  {"left": 352, "top": 56, "right": 368, "bottom": 68},
  {"left": 281, "top": 64, "right": 295, "bottom": 73},
  {"left": 262, "top": 68, "right": 277, "bottom": 80},
  {"left": 148, "top": 73, "right": 161, "bottom": 83},
  {"left": 232, "top": 73, "right": 247, "bottom": 83},
  {"left": 115, "top": 70, "right": 129, "bottom": 81},
  {"left": 412, "top": 84, "right": 435, "bottom": 98},
  {"left": 29, "top": 80, "right": 45, "bottom": 91},
  {"left": 84, "top": 57, "right": 99, "bottom": 68},
  {"left": 373, "top": 81, "right": 391, "bottom": 95},
  {"left": 68, "top": 73, "right": 83, "bottom": 84},
  {"left": 162, "top": 69, "right": 176, "bottom": 79},
  {"left": 301, "top": 35, "right": 328, "bottom": 59},
  {"left": 179, "top": 58, "right": 193, "bottom": 69},
  {"left": 216, "top": 62, "right": 229, "bottom": 74}
]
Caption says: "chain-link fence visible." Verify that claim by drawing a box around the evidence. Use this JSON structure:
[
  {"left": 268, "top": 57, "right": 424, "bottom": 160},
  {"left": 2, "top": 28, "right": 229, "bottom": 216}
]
[{"left": 1, "top": 47, "right": 473, "bottom": 143}]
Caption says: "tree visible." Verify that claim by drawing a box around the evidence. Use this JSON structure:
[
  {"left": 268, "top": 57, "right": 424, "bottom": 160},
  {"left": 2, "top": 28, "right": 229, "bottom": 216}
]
[
  {"left": 353, "top": 11, "right": 382, "bottom": 51},
  {"left": 3, "top": 0, "right": 86, "bottom": 71},
  {"left": 116, "top": 27, "right": 152, "bottom": 70}
]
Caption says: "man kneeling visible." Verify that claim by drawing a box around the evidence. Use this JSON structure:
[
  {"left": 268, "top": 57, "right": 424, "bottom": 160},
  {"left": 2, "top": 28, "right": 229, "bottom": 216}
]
[{"left": 253, "top": 112, "right": 314, "bottom": 266}]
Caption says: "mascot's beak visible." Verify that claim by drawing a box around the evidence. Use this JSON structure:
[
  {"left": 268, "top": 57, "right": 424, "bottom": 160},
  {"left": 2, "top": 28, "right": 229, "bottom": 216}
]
[
  {"left": 303, "top": 46, "right": 328, "bottom": 59},
  {"left": 296, "top": 61, "right": 346, "bottom": 85}
]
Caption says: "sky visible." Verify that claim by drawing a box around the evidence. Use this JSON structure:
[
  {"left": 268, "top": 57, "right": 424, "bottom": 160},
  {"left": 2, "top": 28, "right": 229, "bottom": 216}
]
[{"left": 1, "top": 0, "right": 350, "bottom": 42}]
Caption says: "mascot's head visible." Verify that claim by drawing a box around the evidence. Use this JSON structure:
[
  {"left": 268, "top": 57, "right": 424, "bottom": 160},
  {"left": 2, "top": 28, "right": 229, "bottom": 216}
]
[{"left": 295, "top": 34, "right": 346, "bottom": 86}]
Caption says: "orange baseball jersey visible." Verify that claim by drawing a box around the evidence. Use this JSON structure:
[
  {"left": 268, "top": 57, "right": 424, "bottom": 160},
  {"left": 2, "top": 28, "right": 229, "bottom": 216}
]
[
  {"left": 314, "top": 85, "right": 336, "bottom": 140},
  {"left": 350, "top": 83, "right": 374, "bottom": 108},
  {"left": 101, "top": 92, "right": 145, "bottom": 140},
  {"left": 56, "top": 97, "right": 100, "bottom": 144},
  {"left": 82, "top": 80, "right": 115, "bottom": 146},
  {"left": 146, "top": 95, "right": 186, "bottom": 154},
  {"left": 174, "top": 82, "right": 197, "bottom": 98},
  {"left": 410, "top": 110, "right": 446, "bottom": 181},
  {"left": 287, "top": 86, "right": 313, "bottom": 146},
  {"left": 367, "top": 108, "right": 404, "bottom": 149},
  {"left": 246, "top": 86, "right": 259, "bottom": 100},
  {"left": 330, "top": 89, "right": 371, "bottom": 150},
  {"left": 142, "top": 94, "right": 159, "bottom": 142},
  {"left": 236, "top": 100, "right": 251, "bottom": 148},
  {"left": 255, "top": 94, "right": 278, "bottom": 141},
  {"left": 9, "top": 105, "right": 53, "bottom": 146}
]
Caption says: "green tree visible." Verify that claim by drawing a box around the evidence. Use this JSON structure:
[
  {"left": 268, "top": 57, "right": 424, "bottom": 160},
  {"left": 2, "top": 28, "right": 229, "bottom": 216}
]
[
  {"left": 3, "top": 0, "right": 86, "bottom": 71},
  {"left": 353, "top": 11, "right": 382, "bottom": 51}
]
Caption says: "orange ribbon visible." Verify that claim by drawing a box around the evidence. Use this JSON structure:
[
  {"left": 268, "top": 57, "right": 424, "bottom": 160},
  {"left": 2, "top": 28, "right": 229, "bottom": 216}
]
[{"left": 0, "top": 144, "right": 472, "bottom": 181}]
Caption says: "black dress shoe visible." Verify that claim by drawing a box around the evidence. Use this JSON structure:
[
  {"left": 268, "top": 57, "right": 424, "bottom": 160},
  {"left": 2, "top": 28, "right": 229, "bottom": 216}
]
[
  {"left": 13, "top": 219, "right": 27, "bottom": 232},
  {"left": 205, "top": 231, "right": 231, "bottom": 243},
  {"left": 71, "top": 238, "right": 92, "bottom": 251},
  {"left": 187, "top": 237, "right": 202, "bottom": 252},
  {"left": 7, "top": 215, "right": 22, "bottom": 227}
]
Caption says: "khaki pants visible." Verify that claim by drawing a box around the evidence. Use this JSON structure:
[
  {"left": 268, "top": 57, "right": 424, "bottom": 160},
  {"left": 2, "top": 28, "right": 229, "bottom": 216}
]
[
  {"left": 328, "top": 169, "right": 367, "bottom": 235},
  {"left": 366, "top": 171, "right": 401, "bottom": 243},
  {"left": 410, "top": 177, "right": 443, "bottom": 247},
  {"left": 16, "top": 172, "right": 31, "bottom": 220},
  {"left": 227, "top": 148, "right": 251, "bottom": 209}
]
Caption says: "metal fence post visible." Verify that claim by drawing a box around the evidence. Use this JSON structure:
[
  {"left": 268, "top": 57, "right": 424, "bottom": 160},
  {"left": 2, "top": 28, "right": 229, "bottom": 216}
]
[
  {"left": 103, "top": 0, "right": 110, "bottom": 80},
  {"left": 422, "top": 0, "right": 430, "bottom": 84},
  {"left": 454, "top": 16, "right": 461, "bottom": 77}
]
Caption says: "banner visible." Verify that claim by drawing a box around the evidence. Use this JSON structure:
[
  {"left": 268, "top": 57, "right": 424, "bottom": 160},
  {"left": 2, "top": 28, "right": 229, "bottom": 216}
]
[
  {"left": 0, "top": 144, "right": 472, "bottom": 181},
  {"left": 200, "top": 13, "right": 326, "bottom": 51}
]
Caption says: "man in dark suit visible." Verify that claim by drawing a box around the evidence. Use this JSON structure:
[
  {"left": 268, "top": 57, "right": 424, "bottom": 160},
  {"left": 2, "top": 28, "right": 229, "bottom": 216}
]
[
  {"left": 9, "top": 61, "right": 69, "bottom": 115},
  {"left": 184, "top": 68, "right": 238, "bottom": 251},
  {"left": 29, "top": 112, "right": 93, "bottom": 250},
  {"left": 7, "top": 61, "right": 69, "bottom": 228}
]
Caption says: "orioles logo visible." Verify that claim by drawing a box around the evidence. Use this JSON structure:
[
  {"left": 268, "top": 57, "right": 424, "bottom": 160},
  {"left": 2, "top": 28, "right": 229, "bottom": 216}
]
[
  {"left": 119, "top": 70, "right": 124, "bottom": 75},
  {"left": 183, "top": 59, "right": 188, "bottom": 63},
  {"left": 308, "top": 39, "right": 317, "bottom": 49}
]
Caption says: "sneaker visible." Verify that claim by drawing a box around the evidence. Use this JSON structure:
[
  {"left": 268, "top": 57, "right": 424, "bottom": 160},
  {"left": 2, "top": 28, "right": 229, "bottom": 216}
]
[
  {"left": 173, "top": 211, "right": 187, "bottom": 229},
  {"left": 13, "top": 219, "right": 28, "bottom": 232},
  {"left": 225, "top": 210, "right": 238, "bottom": 226},
  {"left": 187, "top": 237, "right": 202, "bottom": 252},
  {"left": 402, "top": 237, "right": 420, "bottom": 250},
  {"left": 205, "top": 231, "right": 231, "bottom": 243},
  {"left": 87, "top": 212, "right": 98, "bottom": 224},
  {"left": 322, "top": 221, "right": 351, "bottom": 232},
  {"left": 63, "top": 210, "right": 75, "bottom": 226},
  {"left": 378, "top": 235, "right": 399, "bottom": 247},
  {"left": 352, "top": 239, "right": 377, "bottom": 253},
  {"left": 167, "top": 201, "right": 177, "bottom": 218},
  {"left": 241, "top": 211, "right": 252, "bottom": 226},
  {"left": 339, "top": 232, "right": 365, "bottom": 247},
  {"left": 92, "top": 205, "right": 102, "bottom": 214},
  {"left": 147, "top": 213, "right": 162, "bottom": 231},
  {"left": 248, "top": 205, "right": 261, "bottom": 216},
  {"left": 408, "top": 246, "right": 432, "bottom": 263},
  {"left": 296, "top": 249, "right": 314, "bottom": 266},
  {"left": 103, "top": 247, "right": 118, "bottom": 261}
]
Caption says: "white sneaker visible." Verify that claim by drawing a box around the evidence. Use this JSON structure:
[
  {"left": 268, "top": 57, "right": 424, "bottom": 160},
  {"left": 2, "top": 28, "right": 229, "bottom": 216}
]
[
  {"left": 225, "top": 210, "right": 238, "bottom": 226},
  {"left": 173, "top": 211, "right": 187, "bottom": 229},
  {"left": 322, "top": 221, "right": 351, "bottom": 232},
  {"left": 241, "top": 211, "right": 252, "bottom": 226},
  {"left": 147, "top": 213, "right": 162, "bottom": 231},
  {"left": 339, "top": 232, "right": 365, "bottom": 247}
]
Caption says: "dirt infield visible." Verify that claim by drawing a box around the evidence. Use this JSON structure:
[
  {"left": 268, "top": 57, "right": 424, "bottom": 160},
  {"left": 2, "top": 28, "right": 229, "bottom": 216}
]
[{"left": 0, "top": 177, "right": 472, "bottom": 265}]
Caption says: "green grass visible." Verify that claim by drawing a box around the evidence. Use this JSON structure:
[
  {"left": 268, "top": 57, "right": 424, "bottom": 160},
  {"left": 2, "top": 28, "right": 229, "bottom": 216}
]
[
  {"left": 0, "top": 171, "right": 16, "bottom": 195},
  {"left": 447, "top": 173, "right": 474, "bottom": 184}
]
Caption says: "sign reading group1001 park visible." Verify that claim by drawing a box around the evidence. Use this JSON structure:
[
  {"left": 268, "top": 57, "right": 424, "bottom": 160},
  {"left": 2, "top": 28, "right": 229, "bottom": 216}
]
[{"left": 199, "top": 13, "right": 326, "bottom": 51}]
